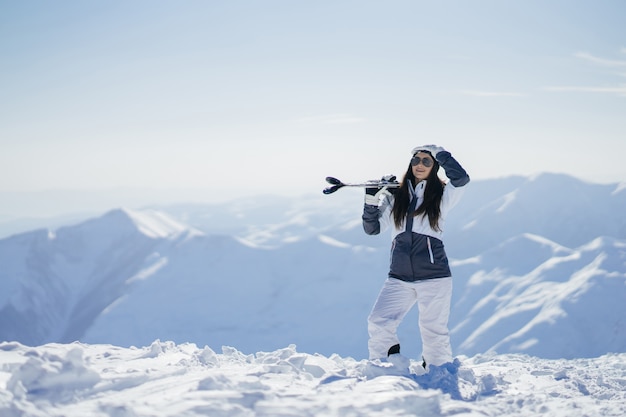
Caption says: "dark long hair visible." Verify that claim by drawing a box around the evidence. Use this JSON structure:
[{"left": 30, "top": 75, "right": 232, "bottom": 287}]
[{"left": 391, "top": 155, "right": 445, "bottom": 231}]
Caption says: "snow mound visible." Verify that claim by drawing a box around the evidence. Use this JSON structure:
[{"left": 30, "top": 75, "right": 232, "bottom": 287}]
[
  {"left": 1, "top": 341, "right": 625, "bottom": 417},
  {"left": 7, "top": 345, "right": 100, "bottom": 402}
]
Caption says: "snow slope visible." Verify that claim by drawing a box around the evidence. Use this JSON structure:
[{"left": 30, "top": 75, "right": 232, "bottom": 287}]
[
  {"left": 0, "top": 209, "right": 200, "bottom": 346},
  {"left": 450, "top": 234, "right": 626, "bottom": 358},
  {"left": 443, "top": 173, "right": 626, "bottom": 258},
  {"left": 1, "top": 341, "right": 624, "bottom": 417}
]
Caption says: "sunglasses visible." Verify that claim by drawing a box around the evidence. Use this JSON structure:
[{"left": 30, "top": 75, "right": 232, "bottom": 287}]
[{"left": 411, "top": 156, "right": 434, "bottom": 168}]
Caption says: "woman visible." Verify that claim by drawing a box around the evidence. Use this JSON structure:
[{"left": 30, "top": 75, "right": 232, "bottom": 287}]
[{"left": 362, "top": 144, "right": 469, "bottom": 369}]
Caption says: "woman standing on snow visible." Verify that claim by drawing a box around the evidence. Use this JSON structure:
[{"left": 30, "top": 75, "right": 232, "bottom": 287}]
[{"left": 362, "top": 144, "right": 469, "bottom": 369}]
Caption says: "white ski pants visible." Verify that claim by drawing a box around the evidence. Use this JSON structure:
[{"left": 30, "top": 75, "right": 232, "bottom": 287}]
[{"left": 367, "top": 277, "right": 453, "bottom": 366}]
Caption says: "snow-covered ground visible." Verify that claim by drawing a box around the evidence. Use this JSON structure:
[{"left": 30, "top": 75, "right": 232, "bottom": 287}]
[{"left": 1, "top": 341, "right": 624, "bottom": 417}]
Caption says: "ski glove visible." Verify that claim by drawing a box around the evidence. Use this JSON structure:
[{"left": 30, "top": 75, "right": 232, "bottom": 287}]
[
  {"left": 411, "top": 144, "right": 446, "bottom": 158},
  {"left": 364, "top": 175, "right": 398, "bottom": 206}
]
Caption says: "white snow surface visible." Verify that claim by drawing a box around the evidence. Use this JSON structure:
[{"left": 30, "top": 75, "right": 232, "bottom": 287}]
[{"left": 1, "top": 340, "right": 625, "bottom": 417}]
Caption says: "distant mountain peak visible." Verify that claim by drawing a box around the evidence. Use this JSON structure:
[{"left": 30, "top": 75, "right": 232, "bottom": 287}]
[
  {"left": 98, "top": 208, "right": 202, "bottom": 240},
  {"left": 121, "top": 208, "right": 200, "bottom": 239}
]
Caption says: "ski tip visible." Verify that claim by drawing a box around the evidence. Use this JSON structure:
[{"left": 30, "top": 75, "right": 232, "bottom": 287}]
[
  {"left": 323, "top": 185, "right": 341, "bottom": 194},
  {"left": 325, "top": 176, "right": 342, "bottom": 185}
]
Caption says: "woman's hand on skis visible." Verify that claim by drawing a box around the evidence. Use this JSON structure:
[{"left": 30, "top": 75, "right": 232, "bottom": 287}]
[{"left": 364, "top": 175, "right": 397, "bottom": 206}]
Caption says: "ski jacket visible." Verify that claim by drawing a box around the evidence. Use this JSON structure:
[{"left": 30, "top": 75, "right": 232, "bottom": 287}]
[{"left": 362, "top": 151, "right": 469, "bottom": 282}]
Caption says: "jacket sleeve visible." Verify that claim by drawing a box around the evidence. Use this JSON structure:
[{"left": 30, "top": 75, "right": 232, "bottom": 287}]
[
  {"left": 362, "top": 195, "right": 393, "bottom": 235},
  {"left": 362, "top": 204, "right": 381, "bottom": 235},
  {"left": 436, "top": 151, "right": 470, "bottom": 187}
]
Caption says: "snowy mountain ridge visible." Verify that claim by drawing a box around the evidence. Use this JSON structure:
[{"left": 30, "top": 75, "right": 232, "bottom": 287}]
[
  {"left": 452, "top": 233, "right": 625, "bottom": 358},
  {"left": 118, "top": 208, "right": 202, "bottom": 239},
  {"left": 0, "top": 174, "right": 624, "bottom": 361}
]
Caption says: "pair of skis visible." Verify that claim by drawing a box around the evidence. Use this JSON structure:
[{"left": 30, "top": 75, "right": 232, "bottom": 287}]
[{"left": 323, "top": 176, "right": 400, "bottom": 195}]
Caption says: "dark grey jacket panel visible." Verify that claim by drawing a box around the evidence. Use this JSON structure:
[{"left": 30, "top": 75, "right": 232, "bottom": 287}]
[{"left": 389, "top": 231, "right": 451, "bottom": 282}]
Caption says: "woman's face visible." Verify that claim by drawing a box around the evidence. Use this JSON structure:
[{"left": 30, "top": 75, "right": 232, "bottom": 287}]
[{"left": 411, "top": 152, "right": 434, "bottom": 182}]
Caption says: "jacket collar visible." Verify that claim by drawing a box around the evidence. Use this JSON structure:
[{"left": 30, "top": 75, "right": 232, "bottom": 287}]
[{"left": 410, "top": 180, "right": 427, "bottom": 199}]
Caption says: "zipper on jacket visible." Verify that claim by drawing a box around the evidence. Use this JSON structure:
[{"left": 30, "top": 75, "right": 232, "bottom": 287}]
[{"left": 427, "top": 237, "right": 434, "bottom": 263}]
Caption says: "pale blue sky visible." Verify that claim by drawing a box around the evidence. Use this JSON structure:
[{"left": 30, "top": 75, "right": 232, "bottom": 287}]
[{"left": 1, "top": 0, "right": 625, "bottom": 210}]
